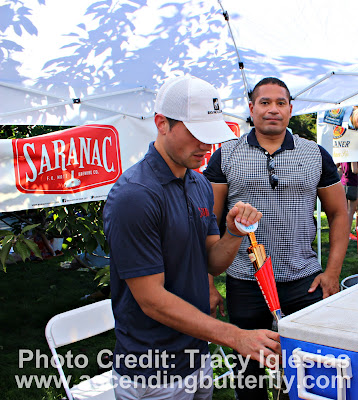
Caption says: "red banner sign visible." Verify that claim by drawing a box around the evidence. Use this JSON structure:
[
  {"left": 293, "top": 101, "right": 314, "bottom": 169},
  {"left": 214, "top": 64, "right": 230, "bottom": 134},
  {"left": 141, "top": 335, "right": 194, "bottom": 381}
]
[{"left": 12, "top": 125, "right": 122, "bottom": 194}]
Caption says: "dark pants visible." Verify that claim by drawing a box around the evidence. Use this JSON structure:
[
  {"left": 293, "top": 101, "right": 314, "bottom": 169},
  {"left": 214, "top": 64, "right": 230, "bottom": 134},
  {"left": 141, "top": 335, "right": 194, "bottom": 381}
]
[{"left": 226, "top": 272, "right": 323, "bottom": 400}]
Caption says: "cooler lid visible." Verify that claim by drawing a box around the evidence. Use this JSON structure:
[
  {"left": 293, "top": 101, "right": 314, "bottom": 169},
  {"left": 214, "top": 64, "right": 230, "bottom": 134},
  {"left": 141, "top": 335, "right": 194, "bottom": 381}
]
[{"left": 278, "top": 284, "right": 358, "bottom": 352}]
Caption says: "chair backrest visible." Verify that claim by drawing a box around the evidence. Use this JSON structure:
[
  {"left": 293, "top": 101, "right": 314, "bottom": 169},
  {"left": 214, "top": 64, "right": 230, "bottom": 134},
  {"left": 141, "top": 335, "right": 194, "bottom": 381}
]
[
  {"left": 46, "top": 299, "right": 115, "bottom": 349},
  {"left": 45, "top": 299, "right": 115, "bottom": 400}
]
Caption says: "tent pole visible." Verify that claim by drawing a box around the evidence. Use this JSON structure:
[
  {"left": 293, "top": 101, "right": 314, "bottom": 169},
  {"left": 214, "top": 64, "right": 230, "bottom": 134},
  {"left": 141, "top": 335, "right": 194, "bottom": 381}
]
[
  {"left": 0, "top": 101, "right": 74, "bottom": 118},
  {"left": 317, "top": 198, "right": 322, "bottom": 265},
  {"left": 217, "top": 0, "right": 251, "bottom": 106},
  {"left": 337, "top": 90, "right": 358, "bottom": 104},
  {"left": 0, "top": 81, "right": 66, "bottom": 99},
  {"left": 292, "top": 72, "right": 334, "bottom": 99},
  {"left": 222, "top": 112, "right": 248, "bottom": 121}
]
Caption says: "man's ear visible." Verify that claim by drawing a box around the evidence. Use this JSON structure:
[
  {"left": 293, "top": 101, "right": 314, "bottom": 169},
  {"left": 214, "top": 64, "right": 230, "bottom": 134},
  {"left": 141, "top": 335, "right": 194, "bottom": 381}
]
[
  {"left": 249, "top": 101, "right": 254, "bottom": 117},
  {"left": 154, "top": 114, "right": 169, "bottom": 135}
]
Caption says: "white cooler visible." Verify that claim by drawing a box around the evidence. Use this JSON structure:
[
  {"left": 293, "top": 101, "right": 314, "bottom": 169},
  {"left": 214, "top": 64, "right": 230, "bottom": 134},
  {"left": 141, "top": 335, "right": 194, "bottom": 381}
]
[{"left": 278, "top": 284, "right": 358, "bottom": 400}]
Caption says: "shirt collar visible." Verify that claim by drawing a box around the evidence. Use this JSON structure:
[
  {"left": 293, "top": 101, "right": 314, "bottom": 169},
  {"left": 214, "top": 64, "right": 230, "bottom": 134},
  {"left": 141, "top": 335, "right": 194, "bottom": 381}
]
[
  {"left": 247, "top": 128, "right": 294, "bottom": 153},
  {"left": 145, "top": 142, "right": 197, "bottom": 185}
]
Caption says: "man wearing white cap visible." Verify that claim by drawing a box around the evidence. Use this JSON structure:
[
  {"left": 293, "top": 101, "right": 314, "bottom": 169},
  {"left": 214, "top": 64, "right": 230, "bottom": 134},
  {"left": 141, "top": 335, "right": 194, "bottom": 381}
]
[{"left": 103, "top": 75, "right": 280, "bottom": 399}]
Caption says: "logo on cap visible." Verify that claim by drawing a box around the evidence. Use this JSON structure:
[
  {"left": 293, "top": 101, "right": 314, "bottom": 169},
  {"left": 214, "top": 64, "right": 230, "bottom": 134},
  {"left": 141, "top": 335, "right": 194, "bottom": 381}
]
[{"left": 208, "top": 98, "right": 222, "bottom": 114}]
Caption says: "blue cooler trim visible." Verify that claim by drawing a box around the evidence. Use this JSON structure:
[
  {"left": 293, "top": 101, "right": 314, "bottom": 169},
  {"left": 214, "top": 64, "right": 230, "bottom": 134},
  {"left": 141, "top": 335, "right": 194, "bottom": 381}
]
[{"left": 280, "top": 336, "right": 357, "bottom": 400}]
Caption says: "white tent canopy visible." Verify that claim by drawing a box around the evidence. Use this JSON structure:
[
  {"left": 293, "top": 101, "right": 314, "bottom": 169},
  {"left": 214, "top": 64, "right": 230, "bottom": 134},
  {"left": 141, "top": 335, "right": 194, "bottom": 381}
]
[{"left": 1, "top": 0, "right": 358, "bottom": 128}]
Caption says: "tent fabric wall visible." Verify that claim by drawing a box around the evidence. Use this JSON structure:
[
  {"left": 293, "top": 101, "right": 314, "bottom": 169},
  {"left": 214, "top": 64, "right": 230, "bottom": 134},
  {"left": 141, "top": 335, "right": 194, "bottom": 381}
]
[
  {"left": 1, "top": 0, "right": 358, "bottom": 214},
  {"left": 1, "top": 0, "right": 358, "bottom": 128}
]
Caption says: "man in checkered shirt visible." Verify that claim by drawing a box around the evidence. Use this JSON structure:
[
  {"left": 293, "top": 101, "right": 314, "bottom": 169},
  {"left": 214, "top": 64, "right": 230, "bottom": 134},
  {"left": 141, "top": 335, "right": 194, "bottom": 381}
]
[{"left": 204, "top": 77, "right": 349, "bottom": 400}]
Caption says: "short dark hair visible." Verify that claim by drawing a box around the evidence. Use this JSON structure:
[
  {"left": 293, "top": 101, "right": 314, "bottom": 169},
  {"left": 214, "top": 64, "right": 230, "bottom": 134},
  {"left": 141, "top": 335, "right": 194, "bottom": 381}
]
[
  {"left": 166, "top": 117, "right": 180, "bottom": 130},
  {"left": 154, "top": 113, "right": 180, "bottom": 130},
  {"left": 250, "top": 77, "right": 291, "bottom": 104}
]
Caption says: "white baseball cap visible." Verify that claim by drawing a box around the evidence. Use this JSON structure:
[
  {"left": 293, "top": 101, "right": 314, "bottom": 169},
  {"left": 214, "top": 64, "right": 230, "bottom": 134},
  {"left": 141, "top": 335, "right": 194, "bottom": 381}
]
[{"left": 154, "top": 75, "right": 237, "bottom": 144}]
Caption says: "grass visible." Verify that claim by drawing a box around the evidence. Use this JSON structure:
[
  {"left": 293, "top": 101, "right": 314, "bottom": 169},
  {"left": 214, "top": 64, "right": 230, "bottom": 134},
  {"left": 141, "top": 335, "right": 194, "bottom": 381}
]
[{"left": 0, "top": 214, "right": 357, "bottom": 399}]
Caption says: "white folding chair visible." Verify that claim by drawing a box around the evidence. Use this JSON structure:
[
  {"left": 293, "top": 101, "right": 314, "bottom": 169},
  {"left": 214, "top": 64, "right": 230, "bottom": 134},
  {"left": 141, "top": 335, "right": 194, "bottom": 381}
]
[
  {"left": 45, "top": 299, "right": 115, "bottom": 400},
  {"left": 209, "top": 343, "right": 234, "bottom": 383}
]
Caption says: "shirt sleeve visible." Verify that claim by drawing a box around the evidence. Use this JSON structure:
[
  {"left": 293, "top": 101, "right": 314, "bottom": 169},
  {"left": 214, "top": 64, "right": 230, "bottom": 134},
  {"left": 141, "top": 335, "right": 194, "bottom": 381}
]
[
  {"left": 104, "top": 183, "right": 165, "bottom": 280},
  {"left": 203, "top": 147, "right": 227, "bottom": 184},
  {"left": 204, "top": 177, "right": 221, "bottom": 236},
  {"left": 318, "top": 145, "right": 340, "bottom": 188}
]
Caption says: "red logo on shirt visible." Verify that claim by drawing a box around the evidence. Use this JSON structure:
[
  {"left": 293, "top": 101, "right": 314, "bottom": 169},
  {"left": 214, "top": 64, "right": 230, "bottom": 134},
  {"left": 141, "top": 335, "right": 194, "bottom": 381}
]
[{"left": 198, "top": 207, "right": 209, "bottom": 218}]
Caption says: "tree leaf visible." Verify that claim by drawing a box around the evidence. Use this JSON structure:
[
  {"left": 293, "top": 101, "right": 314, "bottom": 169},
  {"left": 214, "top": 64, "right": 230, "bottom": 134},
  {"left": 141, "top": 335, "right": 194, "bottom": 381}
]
[
  {"left": 77, "top": 224, "right": 91, "bottom": 240},
  {"left": 55, "top": 219, "right": 66, "bottom": 234},
  {"left": 86, "top": 236, "right": 98, "bottom": 254},
  {"left": 2, "top": 235, "right": 14, "bottom": 245},
  {"left": 14, "top": 240, "right": 31, "bottom": 262},
  {"left": 23, "top": 238, "right": 42, "bottom": 259},
  {"left": 0, "top": 230, "right": 14, "bottom": 238},
  {"left": 94, "top": 231, "right": 105, "bottom": 247},
  {"left": 95, "top": 265, "right": 110, "bottom": 286},
  {"left": 79, "top": 202, "right": 89, "bottom": 212},
  {"left": 0, "top": 240, "right": 13, "bottom": 269},
  {"left": 21, "top": 223, "right": 40, "bottom": 234},
  {"left": 95, "top": 265, "right": 110, "bottom": 279},
  {"left": 58, "top": 208, "right": 67, "bottom": 219}
]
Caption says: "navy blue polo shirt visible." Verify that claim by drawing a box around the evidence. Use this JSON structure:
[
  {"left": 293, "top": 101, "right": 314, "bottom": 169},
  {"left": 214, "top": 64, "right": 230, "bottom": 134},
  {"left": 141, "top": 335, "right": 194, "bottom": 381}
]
[{"left": 103, "top": 142, "right": 219, "bottom": 380}]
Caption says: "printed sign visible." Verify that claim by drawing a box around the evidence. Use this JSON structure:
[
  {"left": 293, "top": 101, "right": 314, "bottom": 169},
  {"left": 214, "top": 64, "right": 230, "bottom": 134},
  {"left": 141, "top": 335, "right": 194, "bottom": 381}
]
[
  {"left": 330, "top": 124, "right": 358, "bottom": 162},
  {"left": 0, "top": 117, "right": 157, "bottom": 212},
  {"left": 323, "top": 108, "right": 346, "bottom": 125},
  {"left": 12, "top": 125, "right": 121, "bottom": 194}
]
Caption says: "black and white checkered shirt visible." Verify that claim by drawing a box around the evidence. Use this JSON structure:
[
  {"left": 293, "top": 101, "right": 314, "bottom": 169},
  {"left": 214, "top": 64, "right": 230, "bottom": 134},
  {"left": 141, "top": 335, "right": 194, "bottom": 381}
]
[{"left": 204, "top": 129, "right": 340, "bottom": 282}]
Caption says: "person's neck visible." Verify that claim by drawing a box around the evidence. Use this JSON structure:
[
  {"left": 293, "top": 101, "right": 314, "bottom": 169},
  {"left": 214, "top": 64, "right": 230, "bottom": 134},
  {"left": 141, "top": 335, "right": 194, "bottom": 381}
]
[{"left": 255, "top": 129, "right": 286, "bottom": 155}]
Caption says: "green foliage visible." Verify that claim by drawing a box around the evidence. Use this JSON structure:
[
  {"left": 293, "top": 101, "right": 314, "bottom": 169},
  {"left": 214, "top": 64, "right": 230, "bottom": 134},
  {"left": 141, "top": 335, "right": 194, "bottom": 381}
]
[
  {"left": 289, "top": 113, "right": 317, "bottom": 141},
  {"left": 46, "top": 201, "right": 109, "bottom": 256},
  {"left": 0, "top": 224, "right": 42, "bottom": 271},
  {"left": 0, "top": 125, "right": 68, "bottom": 139},
  {"left": 95, "top": 265, "right": 110, "bottom": 288}
]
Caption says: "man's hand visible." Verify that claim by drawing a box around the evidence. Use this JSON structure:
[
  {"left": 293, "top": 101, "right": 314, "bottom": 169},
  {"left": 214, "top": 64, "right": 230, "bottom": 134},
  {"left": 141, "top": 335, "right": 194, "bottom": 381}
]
[
  {"left": 235, "top": 328, "right": 281, "bottom": 369},
  {"left": 226, "top": 201, "right": 262, "bottom": 235},
  {"left": 209, "top": 279, "right": 225, "bottom": 318},
  {"left": 308, "top": 271, "right": 340, "bottom": 299}
]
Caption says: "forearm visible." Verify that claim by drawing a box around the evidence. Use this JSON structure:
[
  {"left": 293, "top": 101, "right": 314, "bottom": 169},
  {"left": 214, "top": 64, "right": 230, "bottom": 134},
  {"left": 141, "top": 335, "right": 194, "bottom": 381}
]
[
  {"left": 207, "top": 230, "right": 243, "bottom": 276},
  {"left": 318, "top": 184, "right": 349, "bottom": 277},
  {"left": 140, "top": 284, "right": 240, "bottom": 349},
  {"left": 127, "top": 273, "right": 281, "bottom": 364},
  {"left": 325, "top": 212, "right": 349, "bottom": 276}
]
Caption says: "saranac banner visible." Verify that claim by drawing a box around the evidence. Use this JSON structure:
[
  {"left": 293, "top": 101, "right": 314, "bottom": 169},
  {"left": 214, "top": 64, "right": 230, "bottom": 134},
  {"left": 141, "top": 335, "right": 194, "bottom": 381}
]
[
  {"left": 0, "top": 116, "right": 157, "bottom": 212},
  {"left": 0, "top": 118, "right": 239, "bottom": 212}
]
